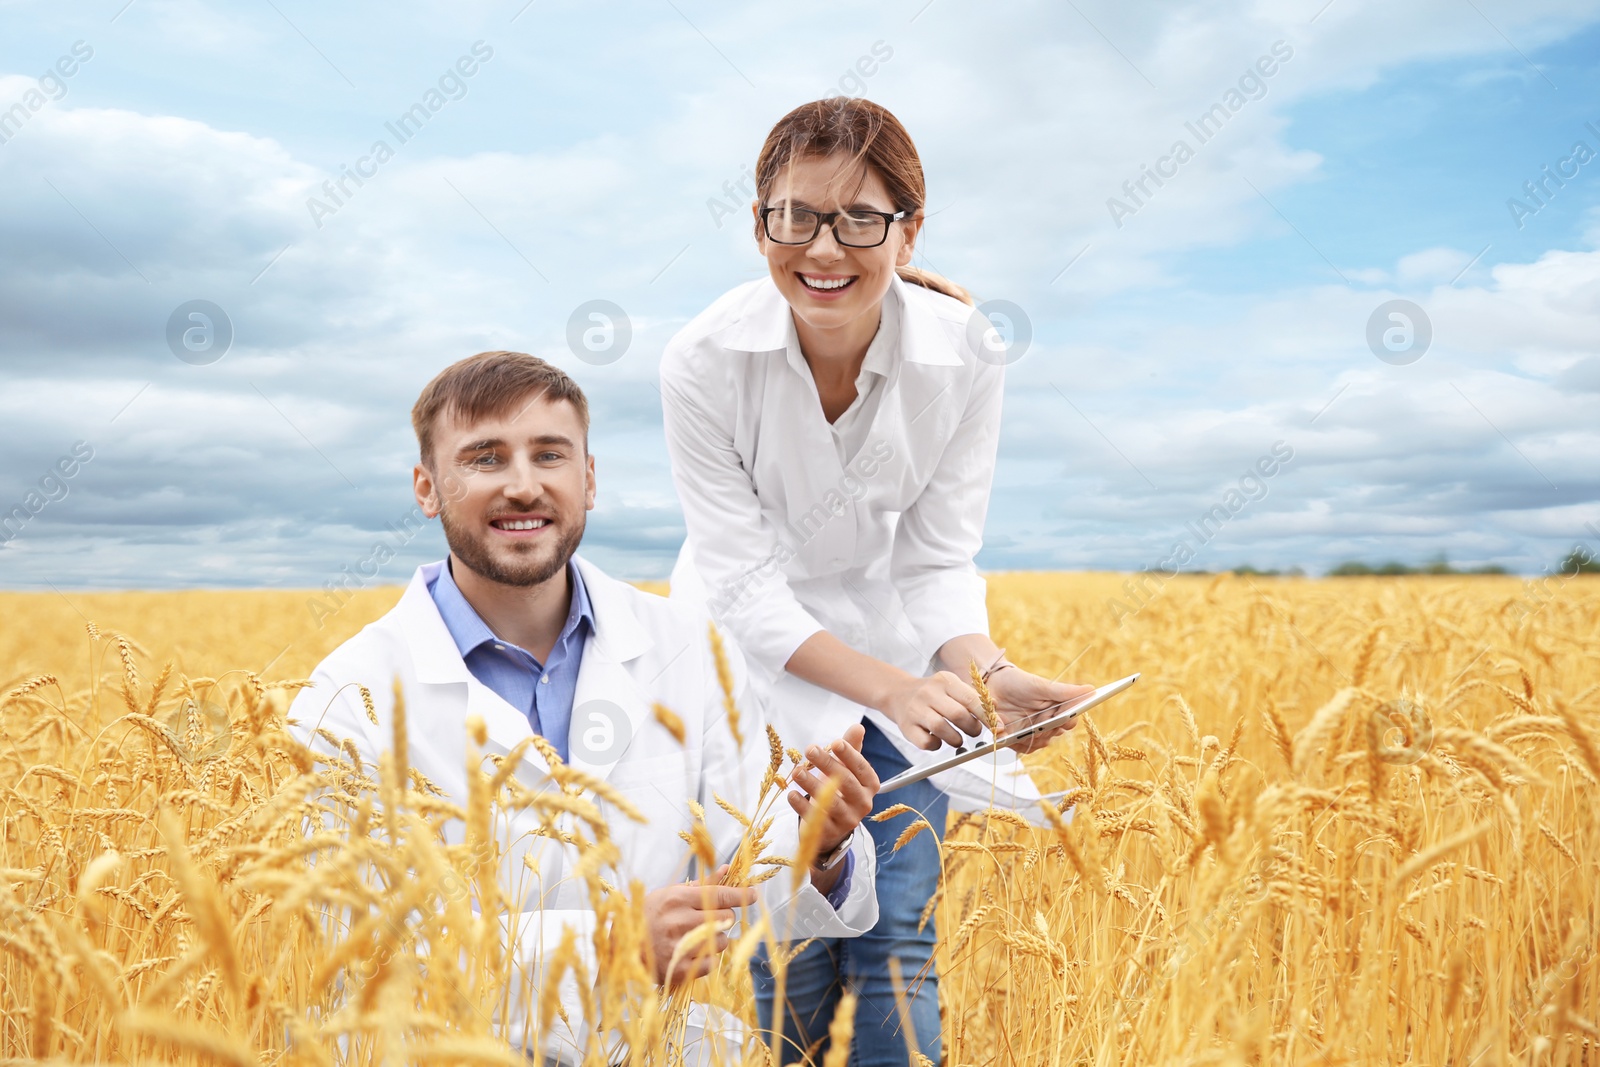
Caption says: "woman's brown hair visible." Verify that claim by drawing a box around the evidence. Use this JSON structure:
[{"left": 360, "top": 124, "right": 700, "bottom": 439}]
[{"left": 753, "top": 98, "right": 973, "bottom": 307}]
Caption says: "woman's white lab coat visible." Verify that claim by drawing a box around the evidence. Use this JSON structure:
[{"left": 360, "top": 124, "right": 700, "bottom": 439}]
[{"left": 661, "top": 273, "right": 1062, "bottom": 814}]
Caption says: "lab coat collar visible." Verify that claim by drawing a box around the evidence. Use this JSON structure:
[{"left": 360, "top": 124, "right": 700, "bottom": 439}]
[
  {"left": 395, "top": 555, "right": 654, "bottom": 783},
  {"left": 397, "top": 559, "right": 479, "bottom": 685},
  {"left": 565, "top": 554, "right": 654, "bottom": 781},
  {"left": 720, "top": 274, "right": 965, "bottom": 367}
]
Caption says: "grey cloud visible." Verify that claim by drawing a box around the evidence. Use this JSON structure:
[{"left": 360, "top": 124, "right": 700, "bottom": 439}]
[{"left": 1556, "top": 357, "right": 1600, "bottom": 393}]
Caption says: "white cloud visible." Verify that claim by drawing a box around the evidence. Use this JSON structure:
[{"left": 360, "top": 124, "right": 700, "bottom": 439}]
[{"left": 993, "top": 234, "right": 1600, "bottom": 572}]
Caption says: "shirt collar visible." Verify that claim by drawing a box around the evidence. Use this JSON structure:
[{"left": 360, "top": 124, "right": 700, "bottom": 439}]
[
  {"left": 859, "top": 288, "right": 899, "bottom": 380},
  {"left": 429, "top": 556, "right": 594, "bottom": 662},
  {"left": 719, "top": 273, "right": 963, "bottom": 367}
]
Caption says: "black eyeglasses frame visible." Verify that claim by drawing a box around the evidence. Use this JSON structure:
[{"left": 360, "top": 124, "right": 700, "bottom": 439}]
[{"left": 758, "top": 205, "right": 912, "bottom": 248}]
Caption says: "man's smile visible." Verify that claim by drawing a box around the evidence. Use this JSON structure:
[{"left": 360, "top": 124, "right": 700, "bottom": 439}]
[{"left": 489, "top": 514, "right": 552, "bottom": 536}]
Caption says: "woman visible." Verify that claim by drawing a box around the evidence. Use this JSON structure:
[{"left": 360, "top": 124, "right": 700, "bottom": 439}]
[{"left": 660, "top": 98, "right": 1092, "bottom": 1065}]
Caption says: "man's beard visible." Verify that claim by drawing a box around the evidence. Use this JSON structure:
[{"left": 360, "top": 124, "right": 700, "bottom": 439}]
[{"left": 439, "top": 505, "right": 585, "bottom": 588}]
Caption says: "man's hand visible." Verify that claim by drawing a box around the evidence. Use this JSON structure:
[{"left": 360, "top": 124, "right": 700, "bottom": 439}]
[
  {"left": 787, "top": 723, "right": 879, "bottom": 894},
  {"left": 875, "top": 672, "right": 987, "bottom": 751},
  {"left": 987, "top": 668, "right": 1095, "bottom": 754},
  {"left": 641, "top": 867, "right": 757, "bottom": 986}
]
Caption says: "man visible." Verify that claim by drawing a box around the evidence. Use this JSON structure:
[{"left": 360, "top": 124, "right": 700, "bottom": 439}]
[{"left": 290, "top": 351, "right": 880, "bottom": 1064}]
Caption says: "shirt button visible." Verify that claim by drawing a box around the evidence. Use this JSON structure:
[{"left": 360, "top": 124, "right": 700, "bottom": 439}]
[
  {"left": 494, "top": 644, "right": 505, "bottom": 651},
  {"left": 541, "top": 675, "right": 550, "bottom": 684}
]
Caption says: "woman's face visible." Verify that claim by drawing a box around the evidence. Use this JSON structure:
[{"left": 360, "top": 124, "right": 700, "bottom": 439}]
[{"left": 753, "top": 152, "right": 922, "bottom": 336}]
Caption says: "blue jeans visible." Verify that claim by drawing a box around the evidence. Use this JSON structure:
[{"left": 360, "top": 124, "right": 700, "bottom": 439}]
[{"left": 753, "top": 720, "right": 948, "bottom": 1066}]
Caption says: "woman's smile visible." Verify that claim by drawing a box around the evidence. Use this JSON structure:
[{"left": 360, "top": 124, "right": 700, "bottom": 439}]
[{"left": 797, "top": 272, "right": 858, "bottom": 299}]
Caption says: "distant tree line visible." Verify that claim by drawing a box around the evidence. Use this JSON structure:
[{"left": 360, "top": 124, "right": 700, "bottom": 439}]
[{"left": 1173, "top": 548, "right": 1600, "bottom": 578}]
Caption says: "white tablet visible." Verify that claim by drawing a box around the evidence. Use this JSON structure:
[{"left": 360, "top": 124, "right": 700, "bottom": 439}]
[{"left": 877, "top": 672, "right": 1140, "bottom": 794}]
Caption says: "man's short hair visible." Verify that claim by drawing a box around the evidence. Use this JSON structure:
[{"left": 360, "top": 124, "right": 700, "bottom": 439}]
[{"left": 412, "top": 351, "right": 590, "bottom": 467}]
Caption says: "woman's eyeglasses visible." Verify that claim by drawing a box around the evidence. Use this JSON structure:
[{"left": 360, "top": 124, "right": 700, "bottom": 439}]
[{"left": 759, "top": 204, "right": 910, "bottom": 248}]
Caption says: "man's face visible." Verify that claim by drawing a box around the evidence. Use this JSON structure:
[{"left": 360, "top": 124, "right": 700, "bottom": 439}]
[{"left": 414, "top": 392, "right": 595, "bottom": 588}]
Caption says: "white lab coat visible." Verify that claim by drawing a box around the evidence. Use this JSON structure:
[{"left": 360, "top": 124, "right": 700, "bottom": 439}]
[
  {"left": 660, "top": 273, "right": 1062, "bottom": 816},
  {"left": 288, "top": 555, "right": 878, "bottom": 1065}
]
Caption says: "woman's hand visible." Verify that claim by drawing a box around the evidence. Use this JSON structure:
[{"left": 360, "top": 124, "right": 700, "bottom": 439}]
[
  {"left": 875, "top": 671, "right": 987, "bottom": 751},
  {"left": 787, "top": 633, "right": 986, "bottom": 752},
  {"left": 986, "top": 667, "right": 1095, "bottom": 753}
]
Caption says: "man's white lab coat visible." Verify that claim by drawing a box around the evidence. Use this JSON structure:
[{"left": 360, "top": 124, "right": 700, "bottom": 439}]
[
  {"left": 289, "top": 556, "right": 877, "bottom": 1065},
  {"left": 660, "top": 273, "right": 1061, "bottom": 815}
]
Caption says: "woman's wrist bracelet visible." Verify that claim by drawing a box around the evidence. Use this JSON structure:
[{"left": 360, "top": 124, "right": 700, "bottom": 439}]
[{"left": 981, "top": 648, "right": 1018, "bottom": 683}]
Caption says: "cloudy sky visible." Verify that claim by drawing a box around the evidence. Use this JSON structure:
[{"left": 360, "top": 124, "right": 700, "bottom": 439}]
[{"left": 1, "top": 0, "right": 1597, "bottom": 592}]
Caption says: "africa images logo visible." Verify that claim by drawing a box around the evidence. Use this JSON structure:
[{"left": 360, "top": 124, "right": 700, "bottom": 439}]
[
  {"left": 304, "top": 41, "right": 495, "bottom": 229},
  {"left": 1106, "top": 41, "right": 1294, "bottom": 228}
]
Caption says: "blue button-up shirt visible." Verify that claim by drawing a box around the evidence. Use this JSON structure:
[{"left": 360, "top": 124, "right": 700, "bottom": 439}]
[
  {"left": 429, "top": 558, "right": 593, "bottom": 763},
  {"left": 428, "top": 557, "right": 853, "bottom": 907}
]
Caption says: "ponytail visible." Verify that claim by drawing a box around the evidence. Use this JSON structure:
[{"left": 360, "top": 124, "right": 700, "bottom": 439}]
[{"left": 896, "top": 264, "right": 974, "bottom": 307}]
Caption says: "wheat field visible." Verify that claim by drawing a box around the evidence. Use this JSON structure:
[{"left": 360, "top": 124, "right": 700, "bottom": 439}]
[{"left": 2, "top": 572, "right": 1597, "bottom": 1065}]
